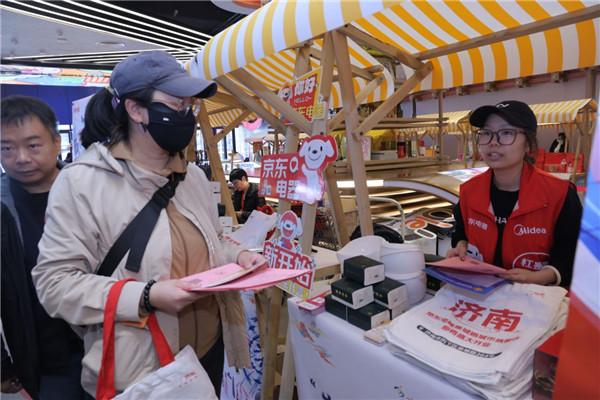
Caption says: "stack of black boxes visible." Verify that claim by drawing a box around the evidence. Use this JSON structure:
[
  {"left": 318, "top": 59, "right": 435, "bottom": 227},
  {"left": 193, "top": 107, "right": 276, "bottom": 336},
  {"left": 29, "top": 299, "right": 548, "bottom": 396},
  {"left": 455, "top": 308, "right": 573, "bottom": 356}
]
[{"left": 325, "top": 255, "right": 409, "bottom": 330}]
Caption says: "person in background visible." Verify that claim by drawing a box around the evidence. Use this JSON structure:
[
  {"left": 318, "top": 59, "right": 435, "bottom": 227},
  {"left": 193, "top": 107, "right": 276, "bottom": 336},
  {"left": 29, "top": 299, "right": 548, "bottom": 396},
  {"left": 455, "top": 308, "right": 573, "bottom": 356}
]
[
  {"left": 549, "top": 132, "right": 567, "bottom": 153},
  {"left": 447, "top": 101, "right": 581, "bottom": 288},
  {"left": 32, "top": 51, "right": 262, "bottom": 397},
  {"left": 230, "top": 168, "right": 265, "bottom": 223},
  {"left": 1, "top": 95, "right": 84, "bottom": 399}
]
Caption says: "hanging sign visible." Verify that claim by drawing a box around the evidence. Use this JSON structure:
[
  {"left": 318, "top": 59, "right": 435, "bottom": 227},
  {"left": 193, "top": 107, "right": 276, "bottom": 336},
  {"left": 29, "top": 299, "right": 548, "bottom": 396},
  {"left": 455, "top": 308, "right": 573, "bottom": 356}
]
[
  {"left": 277, "top": 68, "right": 325, "bottom": 123},
  {"left": 263, "top": 211, "right": 316, "bottom": 298},
  {"left": 259, "top": 135, "right": 338, "bottom": 205}
]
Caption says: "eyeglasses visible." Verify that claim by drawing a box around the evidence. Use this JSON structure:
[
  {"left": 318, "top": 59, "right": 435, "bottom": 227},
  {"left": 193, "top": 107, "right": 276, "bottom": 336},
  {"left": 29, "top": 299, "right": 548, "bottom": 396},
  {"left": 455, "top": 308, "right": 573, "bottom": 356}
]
[
  {"left": 475, "top": 128, "right": 523, "bottom": 145},
  {"left": 153, "top": 98, "right": 195, "bottom": 117}
]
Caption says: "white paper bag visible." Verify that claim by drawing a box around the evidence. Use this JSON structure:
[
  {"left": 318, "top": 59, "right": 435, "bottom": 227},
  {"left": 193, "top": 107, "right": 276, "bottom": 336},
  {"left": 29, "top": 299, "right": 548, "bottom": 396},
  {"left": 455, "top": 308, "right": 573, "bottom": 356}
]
[{"left": 115, "top": 346, "right": 217, "bottom": 400}]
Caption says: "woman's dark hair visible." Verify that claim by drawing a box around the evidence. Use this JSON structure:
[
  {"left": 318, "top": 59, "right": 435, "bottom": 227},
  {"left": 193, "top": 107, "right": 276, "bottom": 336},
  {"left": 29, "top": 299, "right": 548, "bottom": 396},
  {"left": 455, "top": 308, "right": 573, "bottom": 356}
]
[
  {"left": 523, "top": 129, "right": 538, "bottom": 164},
  {"left": 229, "top": 168, "right": 248, "bottom": 182},
  {"left": 80, "top": 87, "right": 153, "bottom": 148}
]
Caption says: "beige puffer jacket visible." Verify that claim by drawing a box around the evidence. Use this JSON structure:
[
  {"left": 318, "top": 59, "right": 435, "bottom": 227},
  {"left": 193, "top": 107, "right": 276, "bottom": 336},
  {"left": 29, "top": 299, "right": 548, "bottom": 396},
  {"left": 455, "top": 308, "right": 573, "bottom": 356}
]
[{"left": 32, "top": 143, "right": 250, "bottom": 396}]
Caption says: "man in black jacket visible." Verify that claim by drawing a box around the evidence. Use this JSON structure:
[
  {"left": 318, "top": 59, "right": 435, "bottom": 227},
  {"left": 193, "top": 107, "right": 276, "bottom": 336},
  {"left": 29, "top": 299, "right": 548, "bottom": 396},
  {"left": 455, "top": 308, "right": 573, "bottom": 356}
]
[
  {"left": 1, "top": 96, "right": 84, "bottom": 399},
  {"left": 230, "top": 168, "right": 265, "bottom": 223}
]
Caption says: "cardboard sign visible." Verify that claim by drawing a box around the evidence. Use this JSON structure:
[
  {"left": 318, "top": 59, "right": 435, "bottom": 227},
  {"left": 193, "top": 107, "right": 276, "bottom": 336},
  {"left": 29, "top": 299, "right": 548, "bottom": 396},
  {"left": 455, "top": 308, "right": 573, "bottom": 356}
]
[
  {"left": 278, "top": 68, "right": 325, "bottom": 123},
  {"left": 263, "top": 211, "right": 316, "bottom": 298},
  {"left": 259, "top": 135, "right": 338, "bottom": 204}
]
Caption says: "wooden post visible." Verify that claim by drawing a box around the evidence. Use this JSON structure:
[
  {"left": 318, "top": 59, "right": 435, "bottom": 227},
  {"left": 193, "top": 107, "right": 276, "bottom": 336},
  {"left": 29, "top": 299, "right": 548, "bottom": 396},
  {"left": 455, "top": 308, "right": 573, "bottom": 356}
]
[
  {"left": 197, "top": 100, "right": 238, "bottom": 224},
  {"left": 332, "top": 29, "right": 374, "bottom": 236},
  {"left": 260, "top": 287, "right": 282, "bottom": 400},
  {"left": 261, "top": 46, "right": 312, "bottom": 400},
  {"left": 458, "top": 124, "right": 468, "bottom": 168},
  {"left": 327, "top": 74, "right": 385, "bottom": 132},
  {"left": 437, "top": 91, "right": 444, "bottom": 160},
  {"left": 355, "top": 62, "right": 433, "bottom": 136},
  {"left": 216, "top": 75, "right": 287, "bottom": 132}
]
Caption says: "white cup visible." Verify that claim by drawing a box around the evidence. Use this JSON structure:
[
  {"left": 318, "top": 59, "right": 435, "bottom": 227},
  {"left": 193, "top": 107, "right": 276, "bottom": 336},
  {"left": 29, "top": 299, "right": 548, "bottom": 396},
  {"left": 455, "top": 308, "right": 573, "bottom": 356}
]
[
  {"left": 381, "top": 243, "right": 425, "bottom": 277},
  {"left": 388, "top": 272, "right": 426, "bottom": 305},
  {"left": 336, "top": 235, "right": 386, "bottom": 272}
]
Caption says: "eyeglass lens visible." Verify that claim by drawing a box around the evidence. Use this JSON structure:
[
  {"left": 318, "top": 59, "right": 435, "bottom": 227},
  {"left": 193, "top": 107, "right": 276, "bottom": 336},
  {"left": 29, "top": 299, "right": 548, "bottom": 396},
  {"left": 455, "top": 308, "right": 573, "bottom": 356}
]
[{"left": 476, "top": 129, "right": 518, "bottom": 145}]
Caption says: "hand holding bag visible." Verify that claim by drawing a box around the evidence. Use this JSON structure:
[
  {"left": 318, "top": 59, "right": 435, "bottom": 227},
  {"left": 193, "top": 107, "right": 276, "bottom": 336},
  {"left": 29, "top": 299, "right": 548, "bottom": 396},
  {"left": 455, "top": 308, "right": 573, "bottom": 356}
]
[{"left": 96, "top": 279, "right": 217, "bottom": 400}]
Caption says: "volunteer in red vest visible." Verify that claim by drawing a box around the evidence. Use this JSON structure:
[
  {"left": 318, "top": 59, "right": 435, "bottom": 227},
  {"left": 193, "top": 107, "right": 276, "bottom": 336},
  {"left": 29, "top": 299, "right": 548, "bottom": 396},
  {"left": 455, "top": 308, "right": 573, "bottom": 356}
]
[{"left": 447, "top": 100, "right": 582, "bottom": 288}]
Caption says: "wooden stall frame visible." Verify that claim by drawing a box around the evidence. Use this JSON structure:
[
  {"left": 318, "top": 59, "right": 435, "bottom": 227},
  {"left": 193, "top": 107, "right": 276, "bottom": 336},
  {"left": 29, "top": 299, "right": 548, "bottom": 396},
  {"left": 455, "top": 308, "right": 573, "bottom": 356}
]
[{"left": 192, "top": 4, "right": 600, "bottom": 399}]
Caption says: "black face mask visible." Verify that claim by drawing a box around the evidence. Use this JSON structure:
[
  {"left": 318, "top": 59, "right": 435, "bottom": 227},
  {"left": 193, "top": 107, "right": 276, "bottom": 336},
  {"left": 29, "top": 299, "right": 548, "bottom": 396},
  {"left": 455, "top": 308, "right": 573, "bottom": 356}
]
[{"left": 142, "top": 102, "right": 196, "bottom": 154}]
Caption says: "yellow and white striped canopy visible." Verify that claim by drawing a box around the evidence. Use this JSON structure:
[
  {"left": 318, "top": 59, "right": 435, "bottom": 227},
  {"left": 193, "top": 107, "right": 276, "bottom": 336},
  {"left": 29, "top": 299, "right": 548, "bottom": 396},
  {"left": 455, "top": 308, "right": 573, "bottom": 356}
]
[
  {"left": 406, "top": 110, "right": 471, "bottom": 134},
  {"left": 397, "top": 99, "right": 597, "bottom": 134},
  {"left": 531, "top": 98, "right": 597, "bottom": 125},
  {"left": 189, "top": 36, "right": 395, "bottom": 117},
  {"left": 191, "top": 0, "right": 598, "bottom": 93},
  {"left": 204, "top": 99, "right": 254, "bottom": 127}
]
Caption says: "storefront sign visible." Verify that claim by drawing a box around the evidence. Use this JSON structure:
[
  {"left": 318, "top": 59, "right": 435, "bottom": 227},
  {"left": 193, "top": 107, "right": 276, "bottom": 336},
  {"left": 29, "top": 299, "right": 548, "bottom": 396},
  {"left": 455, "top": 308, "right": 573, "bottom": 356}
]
[
  {"left": 277, "top": 68, "right": 325, "bottom": 123},
  {"left": 259, "top": 135, "right": 338, "bottom": 205},
  {"left": 263, "top": 211, "right": 315, "bottom": 298}
]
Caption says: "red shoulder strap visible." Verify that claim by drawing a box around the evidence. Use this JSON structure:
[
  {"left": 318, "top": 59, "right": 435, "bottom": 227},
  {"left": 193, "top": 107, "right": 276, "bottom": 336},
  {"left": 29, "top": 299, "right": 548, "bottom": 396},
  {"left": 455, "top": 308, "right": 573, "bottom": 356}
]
[{"left": 96, "top": 279, "right": 175, "bottom": 400}]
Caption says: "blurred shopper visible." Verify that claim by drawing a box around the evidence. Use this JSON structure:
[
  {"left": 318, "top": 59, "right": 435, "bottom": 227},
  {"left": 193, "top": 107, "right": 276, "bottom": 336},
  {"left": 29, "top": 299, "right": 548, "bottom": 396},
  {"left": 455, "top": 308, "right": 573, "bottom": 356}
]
[
  {"left": 549, "top": 131, "right": 567, "bottom": 153},
  {"left": 230, "top": 168, "right": 265, "bottom": 223},
  {"left": 1, "top": 96, "right": 84, "bottom": 399}
]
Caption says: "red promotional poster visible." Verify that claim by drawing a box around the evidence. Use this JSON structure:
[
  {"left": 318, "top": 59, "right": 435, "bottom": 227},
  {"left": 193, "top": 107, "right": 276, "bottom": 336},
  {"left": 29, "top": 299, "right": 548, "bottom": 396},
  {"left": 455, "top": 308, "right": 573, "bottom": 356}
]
[
  {"left": 259, "top": 135, "right": 338, "bottom": 205},
  {"left": 263, "top": 211, "right": 316, "bottom": 298},
  {"left": 277, "top": 68, "right": 325, "bottom": 123}
]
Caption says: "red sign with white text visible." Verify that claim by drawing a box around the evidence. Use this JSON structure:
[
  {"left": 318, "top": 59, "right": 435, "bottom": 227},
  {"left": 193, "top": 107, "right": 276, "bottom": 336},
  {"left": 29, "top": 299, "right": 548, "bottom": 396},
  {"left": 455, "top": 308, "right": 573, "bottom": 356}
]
[
  {"left": 277, "top": 68, "right": 325, "bottom": 123},
  {"left": 259, "top": 135, "right": 337, "bottom": 205}
]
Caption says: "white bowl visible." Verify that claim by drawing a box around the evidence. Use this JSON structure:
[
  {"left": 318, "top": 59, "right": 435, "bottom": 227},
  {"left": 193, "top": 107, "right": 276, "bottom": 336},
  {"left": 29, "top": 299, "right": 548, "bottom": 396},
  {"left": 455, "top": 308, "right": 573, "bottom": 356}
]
[
  {"left": 336, "top": 235, "right": 386, "bottom": 271},
  {"left": 381, "top": 243, "right": 425, "bottom": 276},
  {"left": 388, "top": 272, "right": 426, "bottom": 305}
]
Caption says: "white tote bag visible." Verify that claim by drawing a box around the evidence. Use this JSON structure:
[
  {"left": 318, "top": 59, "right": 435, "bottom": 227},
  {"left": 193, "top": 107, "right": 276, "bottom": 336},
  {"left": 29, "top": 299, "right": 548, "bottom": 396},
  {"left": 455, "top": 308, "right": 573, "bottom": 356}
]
[{"left": 97, "top": 279, "right": 217, "bottom": 400}]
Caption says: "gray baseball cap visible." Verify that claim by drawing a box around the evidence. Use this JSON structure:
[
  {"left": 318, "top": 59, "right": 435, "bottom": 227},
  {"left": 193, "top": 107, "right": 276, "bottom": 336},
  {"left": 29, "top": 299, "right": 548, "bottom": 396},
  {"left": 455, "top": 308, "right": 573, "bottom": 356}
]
[{"left": 109, "top": 51, "right": 217, "bottom": 99}]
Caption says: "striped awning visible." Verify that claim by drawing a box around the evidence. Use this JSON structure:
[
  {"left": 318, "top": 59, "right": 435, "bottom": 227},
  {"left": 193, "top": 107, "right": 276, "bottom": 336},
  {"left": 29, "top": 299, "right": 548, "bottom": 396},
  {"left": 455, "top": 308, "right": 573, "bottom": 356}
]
[
  {"left": 191, "top": 0, "right": 598, "bottom": 93},
  {"left": 531, "top": 98, "right": 597, "bottom": 125},
  {"left": 396, "top": 99, "right": 597, "bottom": 134},
  {"left": 189, "top": 36, "right": 395, "bottom": 113},
  {"left": 404, "top": 110, "right": 471, "bottom": 135},
  {"left": 203, "top": 98, "right": 254, "bottom": 127}
]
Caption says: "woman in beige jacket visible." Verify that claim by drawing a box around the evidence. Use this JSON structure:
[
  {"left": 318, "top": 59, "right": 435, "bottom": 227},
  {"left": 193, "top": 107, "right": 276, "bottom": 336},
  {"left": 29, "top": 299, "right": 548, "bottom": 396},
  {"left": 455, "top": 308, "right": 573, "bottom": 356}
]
[{"left": 32, "top": 51, "right": 263, "bottom": 397}]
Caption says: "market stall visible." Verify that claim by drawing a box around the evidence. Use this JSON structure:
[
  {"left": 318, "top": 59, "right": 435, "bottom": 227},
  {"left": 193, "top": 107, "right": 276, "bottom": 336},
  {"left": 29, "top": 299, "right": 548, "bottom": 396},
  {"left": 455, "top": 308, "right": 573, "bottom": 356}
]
[{"left": 188, "top": 1, "right": 599, "bottom": 398}]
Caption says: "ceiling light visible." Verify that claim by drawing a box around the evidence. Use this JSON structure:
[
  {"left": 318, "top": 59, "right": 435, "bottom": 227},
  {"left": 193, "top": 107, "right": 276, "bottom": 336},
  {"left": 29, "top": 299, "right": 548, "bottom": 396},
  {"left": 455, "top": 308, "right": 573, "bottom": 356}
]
[{"left": 96, "top": 41, "right": 125, "bottom": 48}]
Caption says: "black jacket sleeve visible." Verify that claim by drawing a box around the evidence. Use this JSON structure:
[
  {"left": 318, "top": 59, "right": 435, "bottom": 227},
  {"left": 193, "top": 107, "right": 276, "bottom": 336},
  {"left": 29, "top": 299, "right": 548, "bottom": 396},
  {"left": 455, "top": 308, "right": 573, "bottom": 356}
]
[
  {"left": 238, "top": 183, "right": 266, "bottom": 223},
  {"left": 451, "top": 201, "right": 467, "bottom": 247},
  {"left": 549, "top": 185, "right": 582, "bottom": 288}
]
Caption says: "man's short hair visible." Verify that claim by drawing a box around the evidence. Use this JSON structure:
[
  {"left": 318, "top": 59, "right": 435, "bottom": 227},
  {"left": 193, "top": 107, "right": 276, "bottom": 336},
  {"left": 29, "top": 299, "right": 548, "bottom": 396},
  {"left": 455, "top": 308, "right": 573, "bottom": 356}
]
[
  {"left": 229, "top": 168, "right": 248, "bottom": 182},
  {"left": 1, "top": 96, "right": 59, "bottom": 138}
]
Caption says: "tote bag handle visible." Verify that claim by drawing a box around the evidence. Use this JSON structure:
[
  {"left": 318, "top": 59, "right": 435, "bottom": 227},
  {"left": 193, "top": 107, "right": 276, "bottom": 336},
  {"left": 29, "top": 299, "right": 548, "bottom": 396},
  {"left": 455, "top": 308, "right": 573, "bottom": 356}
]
[{"left": 96, "top": 279, "right": 175, "bottom": 400}]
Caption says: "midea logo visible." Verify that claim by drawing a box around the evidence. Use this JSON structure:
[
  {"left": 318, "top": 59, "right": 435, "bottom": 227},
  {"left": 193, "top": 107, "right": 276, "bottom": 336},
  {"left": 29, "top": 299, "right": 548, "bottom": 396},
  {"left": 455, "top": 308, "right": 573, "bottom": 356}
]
[{"left": 513, "top": 224, "right": 547, "bottom": 236}]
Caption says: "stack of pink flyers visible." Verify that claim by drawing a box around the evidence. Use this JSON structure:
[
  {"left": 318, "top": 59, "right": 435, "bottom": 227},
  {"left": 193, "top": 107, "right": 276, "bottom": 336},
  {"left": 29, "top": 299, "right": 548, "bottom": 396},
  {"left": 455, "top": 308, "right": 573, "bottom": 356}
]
[
  {"left": 427, "top": 256, "right": 507, "bottom": 274},
  {"left": 181, "top": 263, "right": 309, "bottom": 292}
]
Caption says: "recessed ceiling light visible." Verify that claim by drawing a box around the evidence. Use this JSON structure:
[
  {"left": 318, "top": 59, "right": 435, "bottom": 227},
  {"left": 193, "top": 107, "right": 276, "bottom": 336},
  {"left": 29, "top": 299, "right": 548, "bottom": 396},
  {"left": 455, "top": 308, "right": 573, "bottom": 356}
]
[{"left": 96, "top": 41, "right": 125, "bottom": 48}]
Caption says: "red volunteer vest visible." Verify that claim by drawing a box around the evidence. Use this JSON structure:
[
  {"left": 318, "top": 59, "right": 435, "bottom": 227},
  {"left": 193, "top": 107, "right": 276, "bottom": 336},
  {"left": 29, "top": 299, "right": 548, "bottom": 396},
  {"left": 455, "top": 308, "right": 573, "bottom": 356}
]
[{"left": 459, "top": 163, "right": 569, "bottom": 270}]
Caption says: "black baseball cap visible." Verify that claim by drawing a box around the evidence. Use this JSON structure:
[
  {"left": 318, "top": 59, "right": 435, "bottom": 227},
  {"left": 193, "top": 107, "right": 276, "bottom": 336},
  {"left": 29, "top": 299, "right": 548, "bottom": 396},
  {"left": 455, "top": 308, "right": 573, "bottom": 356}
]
[
  {"left": 469, "top": 100, "right": 537, "bottom": 132},
  {"left": 110, "top": 51, "right": 217, "bottom": 99}
]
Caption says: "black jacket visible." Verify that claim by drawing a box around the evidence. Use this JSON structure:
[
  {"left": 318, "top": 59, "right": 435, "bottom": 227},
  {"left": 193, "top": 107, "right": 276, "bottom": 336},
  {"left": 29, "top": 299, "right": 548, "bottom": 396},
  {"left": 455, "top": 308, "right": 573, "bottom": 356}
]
[
  {"left": 1, "top": 202, "right": 40, "bottom": 397},
  {"left": 549, "top": 139, "right": 566, "bottom": 153},
  {"left": 232, "top": 182, "right": 266, "bottom": 223}
]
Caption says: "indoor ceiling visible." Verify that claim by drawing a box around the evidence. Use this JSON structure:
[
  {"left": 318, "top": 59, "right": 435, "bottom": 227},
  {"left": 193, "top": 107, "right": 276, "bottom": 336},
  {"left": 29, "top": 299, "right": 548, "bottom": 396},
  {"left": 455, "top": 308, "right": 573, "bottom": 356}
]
[{"left": 0, "top": 1, "right": 247, "bottom": 69}]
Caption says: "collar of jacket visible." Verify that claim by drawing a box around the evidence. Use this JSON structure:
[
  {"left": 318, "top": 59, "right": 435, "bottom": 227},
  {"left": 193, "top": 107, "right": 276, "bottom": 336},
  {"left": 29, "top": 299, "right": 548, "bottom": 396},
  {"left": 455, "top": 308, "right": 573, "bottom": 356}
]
[
  {"left": 66, "top": 143, "right": 182, "bottom": 195},
  {"left": 468, "top": 163, "right": 549, "bottom": 218}
]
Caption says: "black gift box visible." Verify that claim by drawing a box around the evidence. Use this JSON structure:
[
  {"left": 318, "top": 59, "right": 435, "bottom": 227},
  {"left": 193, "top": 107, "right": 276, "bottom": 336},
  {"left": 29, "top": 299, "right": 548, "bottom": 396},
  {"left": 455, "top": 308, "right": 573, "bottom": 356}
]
[
  {"left": 373, "top": 278, "right": 408, "bottom": 308},
  {"left": 343, "top": 255, "right": 385, "bottom": 285},
  {"left": 324, "top": 294, "right": 348, "bottom": 321},
  {"left": 347, "top": 302, "right": 390, "bottom": 330},
  {"left": 331, "top": 277, "right": 374, "bottom": 309}
]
